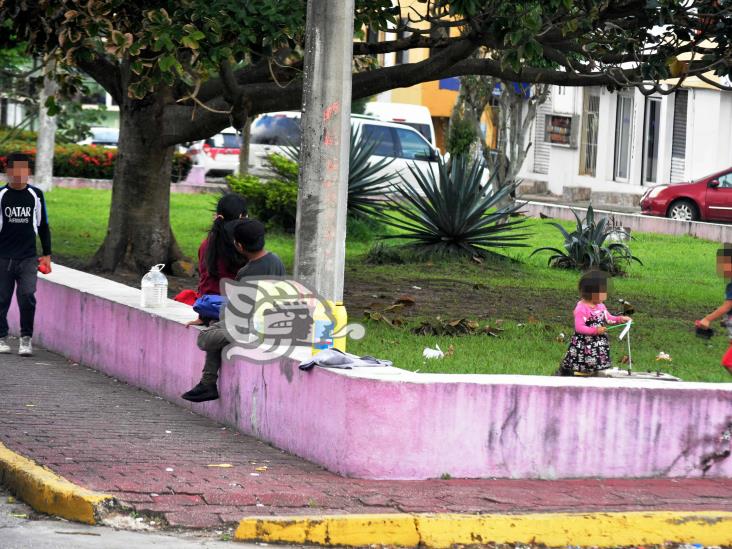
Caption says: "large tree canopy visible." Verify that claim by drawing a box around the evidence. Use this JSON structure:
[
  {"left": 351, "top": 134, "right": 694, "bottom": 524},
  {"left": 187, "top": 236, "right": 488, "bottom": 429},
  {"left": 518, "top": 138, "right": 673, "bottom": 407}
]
[{"left": 1, "top": 0, "right": 731, "bottom": 272}]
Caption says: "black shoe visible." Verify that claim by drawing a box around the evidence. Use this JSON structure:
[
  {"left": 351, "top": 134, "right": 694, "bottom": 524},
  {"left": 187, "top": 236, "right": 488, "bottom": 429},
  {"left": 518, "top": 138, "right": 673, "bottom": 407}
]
[
  {"left": 181, "top": 383, "right": 219, "bottom": 402},
  {"left": 182, "top": 382, "right": 207, "bottom": 399}
]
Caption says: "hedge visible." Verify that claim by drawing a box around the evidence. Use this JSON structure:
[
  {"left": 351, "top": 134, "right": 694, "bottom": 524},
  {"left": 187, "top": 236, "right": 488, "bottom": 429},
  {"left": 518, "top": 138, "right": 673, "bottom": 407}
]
[{"left": 0, "top": 140, "right": 192, "bottom": 182}]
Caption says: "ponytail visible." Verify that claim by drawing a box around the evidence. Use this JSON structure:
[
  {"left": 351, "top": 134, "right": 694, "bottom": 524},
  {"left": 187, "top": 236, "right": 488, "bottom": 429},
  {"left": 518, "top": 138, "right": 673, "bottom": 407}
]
[{"left": 205, "top": 194, "right": 248, "bottom": 278}]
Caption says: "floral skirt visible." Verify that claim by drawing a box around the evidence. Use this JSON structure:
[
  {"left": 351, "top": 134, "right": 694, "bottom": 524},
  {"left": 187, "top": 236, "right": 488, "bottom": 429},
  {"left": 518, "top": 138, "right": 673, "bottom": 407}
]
[{"left": 560, "top": 333, "right": 611, "bottom": 375}]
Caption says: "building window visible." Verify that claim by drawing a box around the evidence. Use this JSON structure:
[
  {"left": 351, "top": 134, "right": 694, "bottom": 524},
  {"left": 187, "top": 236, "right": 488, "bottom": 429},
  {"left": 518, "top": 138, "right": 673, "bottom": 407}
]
[
  {"left": 670, "top": 90, "right": 688, "bottom": 183},
  {"left": 614, "top": 94, "right": 634, "bottom": 181},
  {"left": 579, "top": 90, "right": 600, "bottom": 176},
  {"left": 643, "top": 96, "right": 661, "bottom": 184}
]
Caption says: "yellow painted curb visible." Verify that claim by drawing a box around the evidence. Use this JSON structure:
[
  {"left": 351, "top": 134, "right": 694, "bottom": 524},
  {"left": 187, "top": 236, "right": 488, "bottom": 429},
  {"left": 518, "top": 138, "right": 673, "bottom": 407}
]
[
  {"left": 0, "top": 442, "right": 116, "bottom": 524},
  {"left": 235, "top": 511, "right": 732, "bottom": 547}
]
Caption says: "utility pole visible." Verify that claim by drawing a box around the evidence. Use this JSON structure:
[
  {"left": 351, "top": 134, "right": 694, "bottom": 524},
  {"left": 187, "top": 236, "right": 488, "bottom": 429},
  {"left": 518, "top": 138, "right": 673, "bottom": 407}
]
[
  {"left": 35, "top": 55, "right": 57, "bottom": 192},
  {"left": 293, "top": 0, "right": 354, "bottom": 302}
]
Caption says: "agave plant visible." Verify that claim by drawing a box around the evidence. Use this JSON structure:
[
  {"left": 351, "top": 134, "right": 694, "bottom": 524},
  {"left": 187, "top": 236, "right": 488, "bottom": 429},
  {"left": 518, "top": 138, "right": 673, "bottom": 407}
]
[
  {"left": 375, "top": 155, "right": 530, "bottom": 258},
  {"left": 283, "top": 126, "right": 397, "bottom": 216},
  {"left": 531, "top": 204, "right": 642, "bottom": 274}
]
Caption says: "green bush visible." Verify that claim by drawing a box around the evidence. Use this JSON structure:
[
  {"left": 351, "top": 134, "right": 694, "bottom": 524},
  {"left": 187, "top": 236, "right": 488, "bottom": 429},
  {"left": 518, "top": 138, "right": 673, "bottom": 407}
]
[
  {"left": 0, "top": 138, "right": 192, "bottom": 182},
  {"left": 447, "top": 116, "right": 478, "bottom": 158},
  {"left": 266, "top": 152, "right": 299, "bottom": 180},
  {"left": 226, "top": 173, "right": 298, "bottom": 231},
  {"left": 0, "top": 127, "right": 39, "bottom": 144},
  {"left": 530, "top": 204, "right": 642, "bottom": 275}
]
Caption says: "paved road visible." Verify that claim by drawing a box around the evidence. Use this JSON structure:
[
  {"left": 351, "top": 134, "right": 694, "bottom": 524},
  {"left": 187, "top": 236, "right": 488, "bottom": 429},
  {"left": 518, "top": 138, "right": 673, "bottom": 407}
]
[
  {"left": 0, "top": 487, "right": 257, "bottom": 548},
  {"left": 1, "top": 342, "right": 731, "bottom": 530}
]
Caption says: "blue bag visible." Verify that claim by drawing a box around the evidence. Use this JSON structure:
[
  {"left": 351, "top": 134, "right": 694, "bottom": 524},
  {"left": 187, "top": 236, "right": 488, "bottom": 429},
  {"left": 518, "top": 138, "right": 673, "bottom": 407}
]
[{"left": 193, "top": 294, "right": 225, "bottom": 321}]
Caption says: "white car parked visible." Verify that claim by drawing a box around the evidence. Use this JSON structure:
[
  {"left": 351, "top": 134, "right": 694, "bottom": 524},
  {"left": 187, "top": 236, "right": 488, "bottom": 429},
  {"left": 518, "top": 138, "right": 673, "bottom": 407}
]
[
  {"left": 362, "top": 102, "right": 437, "bottom": 148},
  {"left": 77, "top": 126, "right": 119, "bottom": 148},
  {"left": 248, "top": 111, "right": 442, "bottom": 190}
]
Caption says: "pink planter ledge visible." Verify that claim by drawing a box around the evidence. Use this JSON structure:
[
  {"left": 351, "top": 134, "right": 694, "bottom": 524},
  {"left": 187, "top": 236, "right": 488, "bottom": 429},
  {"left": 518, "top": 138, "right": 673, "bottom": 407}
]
[{"left": 8, "top": 265, "right": 732, "bottom": 480}]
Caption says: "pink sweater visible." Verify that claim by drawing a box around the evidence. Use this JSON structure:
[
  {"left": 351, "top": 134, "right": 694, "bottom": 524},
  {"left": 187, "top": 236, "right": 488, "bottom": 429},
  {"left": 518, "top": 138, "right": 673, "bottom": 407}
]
[{"left": 573, "top": 301, "right": 622, "bottom": 335}]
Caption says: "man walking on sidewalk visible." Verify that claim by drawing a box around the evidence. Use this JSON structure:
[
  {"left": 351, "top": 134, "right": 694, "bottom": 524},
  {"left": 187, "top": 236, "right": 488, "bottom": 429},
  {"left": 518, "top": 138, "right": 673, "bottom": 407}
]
[{"left": 0, "top": 153, "right": 52, "bottom": 356}]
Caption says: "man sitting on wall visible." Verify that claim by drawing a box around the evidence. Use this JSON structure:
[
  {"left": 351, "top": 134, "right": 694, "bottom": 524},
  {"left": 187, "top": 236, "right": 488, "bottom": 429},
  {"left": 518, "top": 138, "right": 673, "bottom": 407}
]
[{"left": 182, "top": 218, "right": 285, "bottom": 403}]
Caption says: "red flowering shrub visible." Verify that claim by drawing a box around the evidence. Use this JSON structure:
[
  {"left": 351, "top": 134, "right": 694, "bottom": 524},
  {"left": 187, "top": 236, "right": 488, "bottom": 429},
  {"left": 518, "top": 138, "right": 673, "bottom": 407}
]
[{"left": 0, "top": 141, "right": 191, "bottom": 182}]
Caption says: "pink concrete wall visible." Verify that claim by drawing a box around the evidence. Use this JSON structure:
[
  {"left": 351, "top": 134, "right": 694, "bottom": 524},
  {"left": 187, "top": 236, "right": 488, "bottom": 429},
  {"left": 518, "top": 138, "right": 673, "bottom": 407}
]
[{"left": 8, "top": 267, "right": 732, "bottom": 480}]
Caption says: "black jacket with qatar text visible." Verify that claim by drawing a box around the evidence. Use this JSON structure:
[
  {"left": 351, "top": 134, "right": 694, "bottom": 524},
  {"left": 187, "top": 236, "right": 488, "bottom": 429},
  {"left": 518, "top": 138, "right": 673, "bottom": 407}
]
[{"left": 0, "top": 184, "right": 52, "bottom": 259}]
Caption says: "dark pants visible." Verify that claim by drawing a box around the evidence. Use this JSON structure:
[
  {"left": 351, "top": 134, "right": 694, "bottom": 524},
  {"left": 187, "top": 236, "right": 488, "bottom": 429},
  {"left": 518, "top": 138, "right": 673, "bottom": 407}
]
[
  {"left": 0, "top": 257, "right": 38, "bottom": 338},
  {"left": 197, "top": 321, "right": 229, "bottom": 385}
]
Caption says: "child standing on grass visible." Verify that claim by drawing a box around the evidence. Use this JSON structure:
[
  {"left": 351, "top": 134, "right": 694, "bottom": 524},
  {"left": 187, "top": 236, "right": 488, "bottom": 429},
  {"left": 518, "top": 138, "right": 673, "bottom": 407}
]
[
  {"left": 559, "top": 270, "right": 631, "bottom": 376},
  {"left": 696, "top": 245, "right": 732, "bottom": 376}
]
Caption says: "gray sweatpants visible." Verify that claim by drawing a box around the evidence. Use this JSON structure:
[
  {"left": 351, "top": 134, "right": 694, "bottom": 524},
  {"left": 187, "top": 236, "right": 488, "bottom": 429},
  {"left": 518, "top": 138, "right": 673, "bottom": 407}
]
[{"left": 197, "top": 321, "right": 229, "bottom": 385}]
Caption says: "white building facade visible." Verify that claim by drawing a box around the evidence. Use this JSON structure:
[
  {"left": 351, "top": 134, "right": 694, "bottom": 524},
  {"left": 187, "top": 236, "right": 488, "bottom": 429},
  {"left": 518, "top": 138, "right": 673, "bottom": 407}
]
[{"left": 521, "top": 83, "right": 732, "bottom": 200}]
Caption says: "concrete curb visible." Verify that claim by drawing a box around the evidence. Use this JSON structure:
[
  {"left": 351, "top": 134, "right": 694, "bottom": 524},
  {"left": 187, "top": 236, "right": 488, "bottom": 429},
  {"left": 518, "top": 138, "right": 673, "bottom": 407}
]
[
  {"left": 0, "top": 442, "right": 117, "bottom": 525},
  {"left": 235, "top": 511, "right": 732, "bottom": 547}
]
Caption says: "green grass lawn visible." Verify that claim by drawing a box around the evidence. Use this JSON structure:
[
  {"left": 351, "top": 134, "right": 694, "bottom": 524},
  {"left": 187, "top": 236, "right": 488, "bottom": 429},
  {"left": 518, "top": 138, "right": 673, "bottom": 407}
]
[{"left": 46, "top": 187, "right": 731, "bottom": 383}]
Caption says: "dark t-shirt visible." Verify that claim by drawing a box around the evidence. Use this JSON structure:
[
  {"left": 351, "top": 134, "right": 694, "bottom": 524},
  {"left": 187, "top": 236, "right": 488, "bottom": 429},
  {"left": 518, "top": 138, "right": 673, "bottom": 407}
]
[
  {"left": 0, "top": 184, "right": 52, "bottom": 259},
  {"left": 235, "top": 252, "right": 286, "bottom": 280}
]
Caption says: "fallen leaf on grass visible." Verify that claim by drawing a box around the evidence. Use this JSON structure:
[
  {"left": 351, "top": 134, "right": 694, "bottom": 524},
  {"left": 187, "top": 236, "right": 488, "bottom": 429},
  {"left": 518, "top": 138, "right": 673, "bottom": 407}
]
[
  {"left": 207, "top": 463, "right": 233, "bottom": 468},
  {"left": 444, "top": 344, "right": 455, "bottom": 358},
  {"left": 620, "top": 355, "right": 630, "bottom": 365},
  {"left": 655, "top": 352, "right": 672, "bottom": 362},
  {"left": 482, "top": 325, "right": 503, "bottom": 337}
]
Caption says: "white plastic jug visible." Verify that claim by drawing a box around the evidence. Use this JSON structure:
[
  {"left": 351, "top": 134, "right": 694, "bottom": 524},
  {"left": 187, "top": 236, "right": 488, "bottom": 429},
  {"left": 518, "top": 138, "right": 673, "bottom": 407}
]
[{"left": 140, "top": 264, "right": 168, "bottom": 308}]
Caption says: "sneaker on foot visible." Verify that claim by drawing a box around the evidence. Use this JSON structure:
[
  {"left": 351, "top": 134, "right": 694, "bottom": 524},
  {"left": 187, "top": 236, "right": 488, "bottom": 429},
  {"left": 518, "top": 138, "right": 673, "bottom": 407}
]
[
  {"left": 182, "top": 383, "right": 219, "bottom": 402},
  {"left": 18, "top": 337, "right": 33, "bottom": 356},
  {"left": 0, "top": 338, "right": 10, "bottom": 354}
]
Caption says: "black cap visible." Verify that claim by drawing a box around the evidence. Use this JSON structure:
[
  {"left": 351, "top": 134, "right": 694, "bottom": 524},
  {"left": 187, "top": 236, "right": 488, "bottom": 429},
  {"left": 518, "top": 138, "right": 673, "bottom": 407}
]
[{"left": 233, "top": 219, "right": 266, "bottom": 252}]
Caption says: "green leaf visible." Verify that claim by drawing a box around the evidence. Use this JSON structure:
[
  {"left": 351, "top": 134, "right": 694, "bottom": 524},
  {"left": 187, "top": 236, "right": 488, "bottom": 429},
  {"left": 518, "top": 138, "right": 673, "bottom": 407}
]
[{"left": 159, "top": 54, "right": 177, "bottom": 72}]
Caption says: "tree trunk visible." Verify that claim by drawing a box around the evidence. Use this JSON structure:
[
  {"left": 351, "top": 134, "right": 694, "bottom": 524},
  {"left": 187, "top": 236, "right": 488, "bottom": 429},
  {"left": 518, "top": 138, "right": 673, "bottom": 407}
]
[
  {"left": 91, "top": 93, "right": 183, "bottom": 274},
  {"left": 35, "top": 56, "right": 57, "bottom": 192},
  {"left": 238, "top": 117, "right": 252, "bottom": 175}
]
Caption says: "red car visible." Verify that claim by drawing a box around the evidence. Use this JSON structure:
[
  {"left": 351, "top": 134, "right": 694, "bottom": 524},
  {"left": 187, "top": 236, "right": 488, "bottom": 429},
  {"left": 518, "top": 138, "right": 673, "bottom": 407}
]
[{"left": 640, "top": 168, "right": 732, "bottom": 222}]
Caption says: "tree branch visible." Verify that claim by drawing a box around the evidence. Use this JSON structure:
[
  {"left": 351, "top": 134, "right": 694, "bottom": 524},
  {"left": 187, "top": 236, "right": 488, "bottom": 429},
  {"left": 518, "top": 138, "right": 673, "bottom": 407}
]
[{"left": 75, "top": 54, "right": 123, "bottom": 105}]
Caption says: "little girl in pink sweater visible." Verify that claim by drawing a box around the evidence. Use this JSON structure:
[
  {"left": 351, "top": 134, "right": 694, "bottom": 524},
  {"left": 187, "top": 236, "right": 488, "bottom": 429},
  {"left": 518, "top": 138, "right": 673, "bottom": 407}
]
[{"left": 559, "top": 271, "right": 631, "bottom": 376}]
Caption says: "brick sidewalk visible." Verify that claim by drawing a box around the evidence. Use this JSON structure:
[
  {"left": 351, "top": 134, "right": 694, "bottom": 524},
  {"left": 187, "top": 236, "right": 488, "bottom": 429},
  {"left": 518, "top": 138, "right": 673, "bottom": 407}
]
[{"left": 1, "top": 344, "right": 730, "bottom": 529}]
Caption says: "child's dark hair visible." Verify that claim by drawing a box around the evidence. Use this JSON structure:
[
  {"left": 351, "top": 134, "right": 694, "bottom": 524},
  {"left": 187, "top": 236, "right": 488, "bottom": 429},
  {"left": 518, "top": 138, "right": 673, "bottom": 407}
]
[
  {"left": 6, "top": 152, "right": 32, "bottom": 169},
  {"left": 717, "top": 244, "right": 732, "bottom": 260},
  {"left": 233, "top": 219, "right": 266, "bottom": 253},
  {"left": 579, "top": 270, "right": 609, "bottom": 300},
  {"left": 205, "top": 193, "right": 248, "bottom": 277}
]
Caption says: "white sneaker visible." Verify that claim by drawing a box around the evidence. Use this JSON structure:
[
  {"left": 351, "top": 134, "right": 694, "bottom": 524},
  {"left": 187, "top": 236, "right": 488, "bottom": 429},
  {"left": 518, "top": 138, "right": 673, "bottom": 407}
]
[
  {"left": 18, "top": 337, "right": 33, "bottom": 357},
  {"left": 0, "top": 338, "right": 10, "bottom": 354}
]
